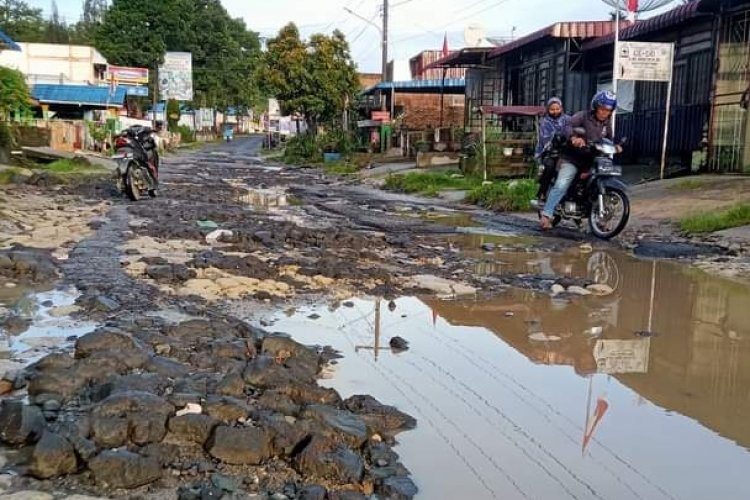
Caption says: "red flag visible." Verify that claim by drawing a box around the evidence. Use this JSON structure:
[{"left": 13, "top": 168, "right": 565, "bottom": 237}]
[
  {"left": 627, "top": 0, "right": 638, "bottom": 12},
  {"left": 442, "top": 33, "right": 449, "bottom": 58}
]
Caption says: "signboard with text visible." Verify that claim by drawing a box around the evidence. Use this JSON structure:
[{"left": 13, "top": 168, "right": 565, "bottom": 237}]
[
  {"left": 617, "top": 41, "right": 674, "bottom": 82},
  {"left": 126, "top": 86, "right": 149, "bottom": 97},
  {"left": 107, "top": 65, "right": 149, "bottom": 84},
  {"left": 159, "top": 52, "right": 193, "bottom": 101}
]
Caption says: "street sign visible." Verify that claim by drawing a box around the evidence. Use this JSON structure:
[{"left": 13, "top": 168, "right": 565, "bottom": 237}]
[
  {"left": 594, "top": 338, "right": 651, "bottom": 374},
  {"left": 126, "top": 86, "right": 149, "bottom": 97},
  {"left": 159, "top": 52, "right": 193, "bottom": 101},
  {"left": 107, "top": 65, "right": 149, "bottom": 84},
  {"left": 617, "top": 41, "right": 674, "bottom": 82}
]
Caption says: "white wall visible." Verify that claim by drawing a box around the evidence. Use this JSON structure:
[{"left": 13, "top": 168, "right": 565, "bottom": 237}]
[{"left": 0, "top": 43, "right": 108, "bottom": 85}]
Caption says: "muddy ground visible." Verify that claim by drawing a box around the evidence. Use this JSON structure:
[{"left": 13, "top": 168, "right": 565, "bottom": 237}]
[{"left": 0, "top": 136, "right": 747, "bottom": 500}]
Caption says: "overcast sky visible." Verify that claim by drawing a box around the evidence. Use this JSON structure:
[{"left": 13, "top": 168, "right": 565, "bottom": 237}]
[{"left": 30, "top": 0, "right": 677, "bottom": 73}]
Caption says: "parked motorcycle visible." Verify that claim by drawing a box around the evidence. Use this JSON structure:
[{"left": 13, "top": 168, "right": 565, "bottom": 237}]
[
  {"left": 534, "top": 128, "right": 630, "bottom": 240},
  {"left": 112, "top": 125, "right": 159, "bottom": 201}
]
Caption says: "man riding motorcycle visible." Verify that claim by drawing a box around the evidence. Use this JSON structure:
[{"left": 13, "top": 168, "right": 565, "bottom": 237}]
[{"left": 540, "top": 90, "right": 623, "bottom": 230}]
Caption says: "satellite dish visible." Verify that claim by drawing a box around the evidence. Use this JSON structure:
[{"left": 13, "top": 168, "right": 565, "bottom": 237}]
[{"left": 464, "top": 24, "right": 486, "bottom": 48}]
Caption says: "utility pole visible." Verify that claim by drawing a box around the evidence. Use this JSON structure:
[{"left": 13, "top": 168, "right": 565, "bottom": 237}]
[{"left": 381, "top": 0, "right": 389, "bottom": 111}]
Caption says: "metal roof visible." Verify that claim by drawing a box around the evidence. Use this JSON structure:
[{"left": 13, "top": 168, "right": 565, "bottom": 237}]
[
  {"left": 31, "top": 84, "right": 129, "bottom": 107},
  {"left": 489, "top": 21, "right": 624, "bottom": 59},
  {"left": 425, "top": 47, "right": 494, "bottom": 70},
  {"left": 582, "top": 2, "right": 705, "bottom": 51},
  {"left": 361, "top": 79, "right": 466, "bottom": 95},
  {"left": 0, "top": 29, "right": 21, "bottom": 51}
]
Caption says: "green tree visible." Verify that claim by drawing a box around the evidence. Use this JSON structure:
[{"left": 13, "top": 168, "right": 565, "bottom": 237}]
[
  {"left": 70, "top": 0, "right": 109, "bottom": 44},
  {"left": 0, "top": 65, "right": 31, "bottom": 119},
  {"left": 261, "top": 24, "right": 359, "bottom": 133},
  {"left": 44, "top": 0, "right": 69, "bottom": 43},
  {"left": 166, "top": 99, "right": 180, "bottom": 131},
  {"left": 0, "top": 0, "right": 46, "bottom": 42}
]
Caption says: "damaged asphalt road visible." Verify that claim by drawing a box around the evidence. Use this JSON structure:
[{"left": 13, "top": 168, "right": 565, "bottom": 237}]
[{"left": 0, "top": 135, "right": 746, "bottom": 499}]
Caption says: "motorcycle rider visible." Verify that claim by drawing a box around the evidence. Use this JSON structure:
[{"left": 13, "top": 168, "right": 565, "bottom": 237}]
[
  {"left": 540, "top": 90, "right": 622, "bottom": 230},
  {"left": 535, "top": 97, "right": 570, "bottom": 203}
]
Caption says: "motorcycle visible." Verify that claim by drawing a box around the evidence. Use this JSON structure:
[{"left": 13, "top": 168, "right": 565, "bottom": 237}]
[
  {"left": 112, "top": 125, "right": 159, "bottom": 201},
  {"left": 534, "top": 128, "right": 630, "bottom": 240}
]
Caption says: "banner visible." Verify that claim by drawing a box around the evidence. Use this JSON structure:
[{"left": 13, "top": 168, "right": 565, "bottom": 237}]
[
  {"left": 617, "top": 41, "right": 674, "bottom": 82},
  {"left": 159, "top": 52, "right": 193, "bottom": 101},
  {"left": 107, "top": 65, "right": 149, "bottom": 84}
]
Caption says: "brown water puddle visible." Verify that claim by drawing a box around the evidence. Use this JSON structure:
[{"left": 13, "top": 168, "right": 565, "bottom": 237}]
[{"left": 263, "top": 250, "right": 750, "bottom": 500}]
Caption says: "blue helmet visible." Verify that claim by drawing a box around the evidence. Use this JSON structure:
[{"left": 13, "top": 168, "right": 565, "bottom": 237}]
[{"left": 591, "top": 90, "right": 617, "bottom": 111}]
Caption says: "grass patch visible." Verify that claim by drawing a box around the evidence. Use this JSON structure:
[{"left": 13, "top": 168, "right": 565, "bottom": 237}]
[
  {"left": 668, "top": 178, "right": 705, "bottom": 192},
  {"left": 383, "top": 170, "right": 482, "bottom": 197},
  {"left": 465, "top": 179, "right": 538, "bottom": 212},
  {"left": 324, "top": 162, "right": 360, "bottom": 176},
  {"left": 42, "top": 159, "right": 101, "bottom": 173},
  {"left": 0, "top": 167, "right": 23, "bottom": 185},
  {"left": 679, "top": 203, "right": 750, "bottom": 234}
]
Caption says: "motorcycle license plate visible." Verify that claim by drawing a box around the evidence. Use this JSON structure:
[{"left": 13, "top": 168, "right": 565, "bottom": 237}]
[{"left": 112, "top": 153, "right": 132, "bottom": 160}]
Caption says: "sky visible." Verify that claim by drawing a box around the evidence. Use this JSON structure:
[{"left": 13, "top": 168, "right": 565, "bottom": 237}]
[{"left": 28, "top": 0, "right": 678, "bottom": 73}]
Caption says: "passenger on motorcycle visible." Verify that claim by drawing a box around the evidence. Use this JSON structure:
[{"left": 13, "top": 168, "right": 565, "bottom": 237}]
[
  {"left": 540, "top": 90, "right": 622, "bottom": 230},
  {"left": 535, "top": 97, "right": 570, "bottom": 203}
]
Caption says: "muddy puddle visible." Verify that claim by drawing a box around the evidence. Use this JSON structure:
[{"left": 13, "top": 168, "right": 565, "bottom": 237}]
[
  {"left": 1, "top": 287, "right": 95, "bottom": 373},
  {"left": 258, "top": 250, "right": 750, "bottom": 499}
]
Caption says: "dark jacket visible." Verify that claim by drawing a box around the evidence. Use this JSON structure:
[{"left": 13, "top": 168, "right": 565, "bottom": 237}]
[
  {"left": 535, "top": 113, "right": 570, "bottom": 159},
  {"left": 561, "top": 111, "right": 613, "bottom": 167}
]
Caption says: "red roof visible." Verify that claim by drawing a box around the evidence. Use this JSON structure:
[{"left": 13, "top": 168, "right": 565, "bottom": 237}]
[
  {"left": 582, "top": 2, "right": 706, "bottom": 51},
  {"left": 489, "top": 21, "right": 625, "bottom": 59}
]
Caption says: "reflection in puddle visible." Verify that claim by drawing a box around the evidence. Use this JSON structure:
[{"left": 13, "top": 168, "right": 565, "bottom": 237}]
[
  {"left": 265, "top": 251, "right": 750, "bottom": 500},
  {"left": 224, "top": 181, "right": 289, "bottom": 209},
  {"left": 1, "top": 288, "right": 95, "bottom": 370}
]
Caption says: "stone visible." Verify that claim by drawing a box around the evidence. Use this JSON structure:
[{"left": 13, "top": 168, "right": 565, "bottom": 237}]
[
  {"left": 389, "top": 337, "right": 409, "bottom": 352},
  {"left": 586, "top": 284, "right": 614, "bottom": 296},
  {"left": 42, "top": 400, "right": 61, "bottom": 412},
  {"left": 91, "top": 391, "right": 173, "bottom": 447},
  {"left": 168, "top": 414, "right": 219, "bottom": 446},
  {"left": 550, "top": 284, "right": 565, "bottom": 296},
  {"left": 0, "top": 400, "right": 45, "bottom": 446},
  {"left": 343, "top": 395, "right": 416, "bottom": 436},
  {"left": 216, "top": 372, "right": 246, "bottom": 397},
  {"left": 0, "top": 380, "right": 13, "bottom": 395},
  {"left": 204, "top": 397, "right": 253, "bottom": 423},
  {"left": 1, "top": 492, "right": 54, "bottom": 500},
  {"left": 301, "top": 405, "right": 368, "bottom": 447},
  {"left": 298, "top": 485, "right": 327, "bottom": 500},
  {"left": 75, "top": 329, "right": 143, "bottom": 359},
  {"left": 207, "top": 425, "right": 275, "bottom": 465},
  {"left": 378, "top": 476, "right": 419, "bottom": 499},
  {"left": 30, "top": 431, "right": 77, "bottom": 478},
  {"left": 295, "top": 436, "right": 364, "bottom": 483},
  {"left": 88, "top": 450, "right": 162, "bottom": 489},
  {"left": 567, "top": 285, "right": 592, "bottom": 296}
]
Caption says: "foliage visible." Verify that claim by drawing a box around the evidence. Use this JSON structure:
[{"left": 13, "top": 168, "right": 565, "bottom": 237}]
[
  {"left": 0, "top": 121, "right": 12, "bottom": 148},
  {"left": 324, "top": 162, "right": 360, "bottom": 176},
  {"left": 668, "top": 178, "right": 704, "bottom": 192},
  {"left": 465, "top": 180, "right": 539, "bottom": 212},
  {"left": 176, "top": 124, "right": 195, "bottom": 143},
  {"left": 383, "top": 171, "right": 483, "bottom": 198},
  {"left": 42, "top": 159, "right": 103, "bottom": 173},
  {"left": 679, "top": 203, "right": 750, "bottom": 234},
  {"left": 96, "top": 0, "right": 262, "bottom": 110},
  {"left": 0, "top": 65, "right": 31, "bottom": 118},
  {"left": 86, "top": 121, "right": 108, "bottom": 144},
  {"left": 283, "top": 134, "right": 320, "bottom": 164},
  {"left": 261, "top": 24, "right": 359, "bottom": 131},
  {"left": 0, "top": 0, "right": 45, "bottom": 41},
  {"left": 166, "top": 99, "right": 181, "bottom": 131}
]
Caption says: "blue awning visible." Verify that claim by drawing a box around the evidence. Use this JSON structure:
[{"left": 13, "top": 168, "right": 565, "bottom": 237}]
[
  {"left": 0, "top": 29, "right": 21, "bottom": 51},
  {"left": 361, "top": 79, "right": 466, "bottom": 96},
  {"left": 31, "top": 84, "right": 129, "bottom": 107}
]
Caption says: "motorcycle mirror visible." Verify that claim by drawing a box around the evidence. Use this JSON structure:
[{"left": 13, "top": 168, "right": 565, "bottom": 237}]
[{"left": 573, "top": 127, "right": 586, "bottom": 136}]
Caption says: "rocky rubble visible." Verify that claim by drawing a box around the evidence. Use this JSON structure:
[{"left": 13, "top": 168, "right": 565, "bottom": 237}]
[{"left": 1, "top": 318, "right": 418, "bottom": 498}]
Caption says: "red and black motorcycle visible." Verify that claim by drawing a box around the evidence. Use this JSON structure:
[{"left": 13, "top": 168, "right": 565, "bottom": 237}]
[{"left": 113, "top": 125, "right": 160, "bottom": 201}]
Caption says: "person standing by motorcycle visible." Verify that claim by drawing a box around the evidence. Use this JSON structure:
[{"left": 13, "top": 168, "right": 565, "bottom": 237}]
[
  {"left": 535, "top": 97, "right": 570, "bottom": 203},
  {"left": 540, "top": 91, "right": 622, "bottom": 230}
]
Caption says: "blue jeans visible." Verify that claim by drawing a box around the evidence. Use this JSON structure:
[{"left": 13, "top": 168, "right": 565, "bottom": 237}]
[{"left": 542, "top": 160, "right": 577, "bottom": 218}]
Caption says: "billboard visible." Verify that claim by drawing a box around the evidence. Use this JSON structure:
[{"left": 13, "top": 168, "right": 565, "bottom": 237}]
[
  {"left": 159, "top": 52, "right": 193, "bottom": 101},
  {"left": 107, "top": 65, "right": 149, "bottom": 84},
  {"left": 617, "top": 41, "right": 674, "bottom": 82}
]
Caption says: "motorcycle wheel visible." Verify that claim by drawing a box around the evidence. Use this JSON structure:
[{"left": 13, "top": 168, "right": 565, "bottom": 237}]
[
  {"left": 125, "top": 164, "right": 145, "bottom": 201},
  {"left": 589, "top": 187, "right": 630, "bottom": 239}
]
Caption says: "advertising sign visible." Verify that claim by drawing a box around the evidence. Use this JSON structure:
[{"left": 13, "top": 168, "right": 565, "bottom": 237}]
[
  {"left": 617, "top": 41, "right": 674, "bottom": 82},
  {"left": 159, "top": 52, "right": 193, "bottom": 101},
  {"left": 107, "top": 65, "right": 149, "bottom": 84},
  {"left": 126, "top": 86, "right": 149, "bottom": 97}
]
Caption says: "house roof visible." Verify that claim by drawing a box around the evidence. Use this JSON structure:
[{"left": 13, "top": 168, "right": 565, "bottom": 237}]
[
  {"left": 31, "top": 84, "right": 128, "bottom": 108},
  {"left": 425, "top": 47, "right": 495, "bottom": 70},
  {"left": 361, "top": 78, "right": 466, "bottom": 95},
  {"left": 0, "top": 29, "right": 21, "bottom": 51},
  {"left": 582, "top": 2, "right": 706, "bottom": 51},
  {"left": 489, "top": 21, "right": 624, "bottom": 59}
]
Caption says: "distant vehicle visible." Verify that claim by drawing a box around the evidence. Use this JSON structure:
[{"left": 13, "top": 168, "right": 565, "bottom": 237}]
[{"left": 223, "top": 125, "right": 234, "bottom": 142}]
